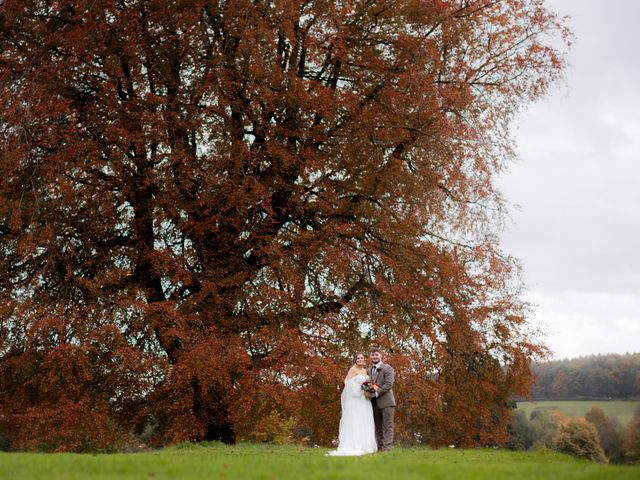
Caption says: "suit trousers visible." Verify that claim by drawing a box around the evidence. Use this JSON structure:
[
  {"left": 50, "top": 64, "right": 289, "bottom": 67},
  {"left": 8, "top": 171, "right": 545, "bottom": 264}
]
[{"left": 372, "top": 400, "right": 394, "bottom": 451}]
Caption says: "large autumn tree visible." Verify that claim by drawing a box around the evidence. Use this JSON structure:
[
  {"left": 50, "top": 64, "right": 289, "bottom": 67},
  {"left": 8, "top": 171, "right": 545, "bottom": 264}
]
[{"left": 0, "top": 0, "right": 568, "bottom": 450}]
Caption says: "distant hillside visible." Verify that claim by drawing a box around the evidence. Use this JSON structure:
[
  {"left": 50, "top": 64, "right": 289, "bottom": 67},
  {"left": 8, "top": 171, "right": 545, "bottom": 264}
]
[{"left": 529, "top": 353, "right": 640, "bottom": 400}]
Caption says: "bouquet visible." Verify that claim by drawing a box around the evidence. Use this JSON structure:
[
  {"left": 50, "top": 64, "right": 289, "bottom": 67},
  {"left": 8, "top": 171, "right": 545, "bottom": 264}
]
[{"left": 361, "top": 379, "right": 377, "bottom": 394}]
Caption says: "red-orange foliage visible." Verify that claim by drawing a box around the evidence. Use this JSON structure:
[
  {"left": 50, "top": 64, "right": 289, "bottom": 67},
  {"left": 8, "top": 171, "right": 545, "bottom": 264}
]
[
  {"left": 0, "top": 1, "right": 568, "bottom": 450},
  {"left": 4, "top": 399, "right": 126, "bottom": 452}
]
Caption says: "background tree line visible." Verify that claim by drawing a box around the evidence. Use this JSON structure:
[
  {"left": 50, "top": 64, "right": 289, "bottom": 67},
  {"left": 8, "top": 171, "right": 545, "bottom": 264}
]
[{"left": 528, "top": 353, "right": 640, "bottom": 400}]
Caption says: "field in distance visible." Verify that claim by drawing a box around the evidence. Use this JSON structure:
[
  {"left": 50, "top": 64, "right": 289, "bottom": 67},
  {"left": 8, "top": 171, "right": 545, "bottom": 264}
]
[
  {"left": 1, "top": 442, "right": 639, "bottom": 480},
  {"left": 516, "top": 400, "right": 640, "bottom": 425}
]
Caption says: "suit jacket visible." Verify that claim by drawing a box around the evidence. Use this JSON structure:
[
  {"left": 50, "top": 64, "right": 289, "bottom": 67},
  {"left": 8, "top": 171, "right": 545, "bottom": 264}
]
[{"left": 371, "top": 362, "right": 396, "bottom": 408}]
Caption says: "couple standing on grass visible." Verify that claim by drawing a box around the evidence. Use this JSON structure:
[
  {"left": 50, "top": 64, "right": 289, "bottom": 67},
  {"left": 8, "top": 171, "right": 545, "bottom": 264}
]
[{"left": 328, "top": 348, "right": 396, "bottom": 456}]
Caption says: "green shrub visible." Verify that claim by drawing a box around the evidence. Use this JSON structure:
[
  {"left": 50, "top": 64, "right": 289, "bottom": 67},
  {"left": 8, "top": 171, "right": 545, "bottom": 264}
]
[
  {"left": 244, "top": 410, "right": 298, "bottom": 445},
  {"left": 529, "top": 410, "right": 561, "bottom": 449},
  {"left": 0, "top": 430, "right": 10, "bottom": 451},
  {"left": 622, "top": 408, "right": 640, "bottom": 464},
  {"left": 585, "top": 407, "right": 623, "bottom": 463},
  {"left": 506, "top": 410, "right": 535, "bottom": 450}
]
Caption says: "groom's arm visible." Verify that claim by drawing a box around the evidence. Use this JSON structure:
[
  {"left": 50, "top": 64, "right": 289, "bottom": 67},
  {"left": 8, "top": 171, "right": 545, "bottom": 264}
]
[{"left": 375, "top": 366, "right": 395, "bottom": 397}]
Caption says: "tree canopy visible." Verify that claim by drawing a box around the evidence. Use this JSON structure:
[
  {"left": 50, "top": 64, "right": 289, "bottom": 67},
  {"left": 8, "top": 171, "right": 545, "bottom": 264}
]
[{"left": 0, "top": 0, "right": 568, "bottom": 450}]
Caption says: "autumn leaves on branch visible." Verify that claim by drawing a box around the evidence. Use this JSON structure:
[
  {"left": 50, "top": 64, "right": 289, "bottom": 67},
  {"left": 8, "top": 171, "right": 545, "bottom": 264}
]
[{"left": 0, "top": 0, "right": 569, "bottom": 451}]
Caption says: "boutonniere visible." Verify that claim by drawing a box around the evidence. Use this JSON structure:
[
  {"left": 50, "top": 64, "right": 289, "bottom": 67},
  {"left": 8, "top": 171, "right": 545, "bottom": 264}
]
[{"left": 376, "top": 367, "right": 382, "bottom": 372}]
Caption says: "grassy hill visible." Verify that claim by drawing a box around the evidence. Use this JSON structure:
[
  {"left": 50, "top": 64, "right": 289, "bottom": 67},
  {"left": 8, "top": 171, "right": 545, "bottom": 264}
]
[
  {"left": 516, "top": 400, "right": 640, "bottom": 426},
  {"left": 1, "top": 442, "right": 639, "bottom": 480}
]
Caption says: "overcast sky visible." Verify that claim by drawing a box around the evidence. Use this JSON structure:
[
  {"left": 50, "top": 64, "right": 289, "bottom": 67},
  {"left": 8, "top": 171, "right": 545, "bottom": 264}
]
[{"left": 498, "top": 0, "right": 640, "bottom": 359}]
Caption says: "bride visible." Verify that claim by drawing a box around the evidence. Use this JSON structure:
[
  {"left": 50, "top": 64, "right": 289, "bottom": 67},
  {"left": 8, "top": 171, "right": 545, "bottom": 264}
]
[{"left": 327, "top": 352, "right": 377, "bottom": 456}]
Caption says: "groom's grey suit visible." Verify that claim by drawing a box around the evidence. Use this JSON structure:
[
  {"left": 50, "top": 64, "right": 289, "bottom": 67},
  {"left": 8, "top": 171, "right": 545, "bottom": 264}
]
[{"left": 370, "top": 362, "right": 396, "bottom": 451}]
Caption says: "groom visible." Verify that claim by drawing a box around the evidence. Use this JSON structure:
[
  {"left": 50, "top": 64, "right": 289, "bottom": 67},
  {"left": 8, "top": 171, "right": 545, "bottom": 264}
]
[{"left": 367, "top": 347, "right": 396, "bottom": 451}]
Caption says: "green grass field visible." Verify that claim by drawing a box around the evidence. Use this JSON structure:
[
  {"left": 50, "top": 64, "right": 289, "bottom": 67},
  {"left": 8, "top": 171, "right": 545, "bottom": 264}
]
[
  {"left": 1, "top": 443, "right": 639, "bottom": 480},
  {"left": 516, "top": 400, "right": 640, "bottom": 425}
]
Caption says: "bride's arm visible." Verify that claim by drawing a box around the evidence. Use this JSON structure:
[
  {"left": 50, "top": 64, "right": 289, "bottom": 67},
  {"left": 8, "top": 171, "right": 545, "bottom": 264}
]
[{"left": 344, "top": 366, "right": 358, "bottom": 381}]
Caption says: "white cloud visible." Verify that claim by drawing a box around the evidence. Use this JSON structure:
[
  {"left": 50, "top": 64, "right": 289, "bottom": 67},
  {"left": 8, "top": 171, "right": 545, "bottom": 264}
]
[
  {"left": 526, "top": 291, "right": 640, "bottom": 359},
  {"left": 497, "top": 0, "right": 640, "bottom": 357}
]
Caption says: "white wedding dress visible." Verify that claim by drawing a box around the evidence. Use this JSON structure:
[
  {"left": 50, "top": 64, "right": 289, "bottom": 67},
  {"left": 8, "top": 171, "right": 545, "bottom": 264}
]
[{"left": 327, "top": 374, "right": 377, "bottom": 456}]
